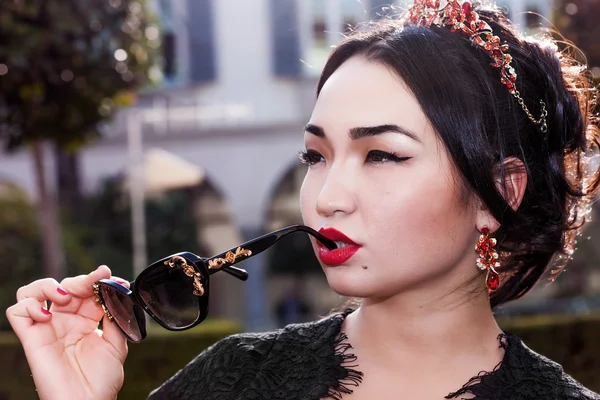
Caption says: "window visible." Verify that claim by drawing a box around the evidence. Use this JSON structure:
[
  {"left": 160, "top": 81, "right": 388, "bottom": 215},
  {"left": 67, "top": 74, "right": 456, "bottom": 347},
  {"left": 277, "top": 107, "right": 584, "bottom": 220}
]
[
  {"left": 162, "top": 32, "right": 176, "bottom": 78},
  {"left": 271, "top": 0, "right": 302, "bottom": 77},
  {"left": 301, "top": 0, "right": 369, "bottom": 77},
  {"left": 524, "top": 5, "right": 543, "bottom": 30},
  {"left": 187, "top": 0, "right": 216, "bottom": 82},
  {"left": 157, "top": 0, "right": 177, "bottom": 81}
]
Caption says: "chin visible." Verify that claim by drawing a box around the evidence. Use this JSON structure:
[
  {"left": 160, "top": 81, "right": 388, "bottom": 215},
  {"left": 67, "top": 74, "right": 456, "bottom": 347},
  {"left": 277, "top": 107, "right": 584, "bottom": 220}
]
[
  {"left": 323, "top": 264, "right": 426, "bottom": 300},
  {"left": 323, "top": 266, "right": 383, "bottom": 298}
]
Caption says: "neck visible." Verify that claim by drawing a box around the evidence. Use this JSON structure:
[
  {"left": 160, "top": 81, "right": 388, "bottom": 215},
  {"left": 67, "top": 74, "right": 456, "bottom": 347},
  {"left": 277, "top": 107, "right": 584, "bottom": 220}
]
[{"left": 344, "top": 286, "right": 503, "bottom": 368}]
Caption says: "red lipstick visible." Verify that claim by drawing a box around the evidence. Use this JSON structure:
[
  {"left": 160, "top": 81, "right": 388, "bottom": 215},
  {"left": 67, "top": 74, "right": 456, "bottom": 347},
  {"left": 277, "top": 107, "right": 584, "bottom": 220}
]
[{"left": 317, "top": 227, "right": 361, "bottom": 266}]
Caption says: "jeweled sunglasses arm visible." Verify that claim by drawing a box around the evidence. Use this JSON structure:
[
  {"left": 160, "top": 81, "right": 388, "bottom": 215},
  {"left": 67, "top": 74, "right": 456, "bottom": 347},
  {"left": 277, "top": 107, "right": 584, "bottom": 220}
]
[
  {"left": 162, "top": 252, "right": 249, "bottom": 281},
  {"left": 203, "top": 225, "right": 337, "bottom": 273}
]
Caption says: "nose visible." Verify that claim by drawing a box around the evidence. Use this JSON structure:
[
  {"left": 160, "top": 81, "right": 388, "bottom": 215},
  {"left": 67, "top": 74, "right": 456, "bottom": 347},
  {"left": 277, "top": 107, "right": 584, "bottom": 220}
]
[{"left": 315, "top": 164, "right": 357, "bottom": 217}]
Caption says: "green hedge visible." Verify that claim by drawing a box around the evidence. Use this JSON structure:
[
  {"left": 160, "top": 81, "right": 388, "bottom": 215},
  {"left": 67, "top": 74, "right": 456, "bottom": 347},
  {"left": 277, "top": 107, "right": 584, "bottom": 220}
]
[
  {"left": 1, "top": 315, "right": 599, "bottom": 399},
  {"left": 0, "top": 320, "right": 241, "bottom": 400},
  {"left": 498, "top": 314, "right": 600, "bottom": 389}
]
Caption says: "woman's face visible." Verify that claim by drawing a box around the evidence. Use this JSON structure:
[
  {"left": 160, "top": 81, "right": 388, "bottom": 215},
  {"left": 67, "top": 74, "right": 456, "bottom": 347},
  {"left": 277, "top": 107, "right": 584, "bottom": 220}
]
[{"left": 300, "top": 56, "right": 480, "bottom": 300}]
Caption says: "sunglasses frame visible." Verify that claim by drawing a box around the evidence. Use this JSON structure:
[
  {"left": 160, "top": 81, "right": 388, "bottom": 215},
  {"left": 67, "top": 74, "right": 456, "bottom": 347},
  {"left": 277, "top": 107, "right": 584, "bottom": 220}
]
[
  {"left": 93, "top": 280, "right": 148, "bottom": 341},
  {"left": 93, "top": 225, "right": 336, "bottom": 342}
]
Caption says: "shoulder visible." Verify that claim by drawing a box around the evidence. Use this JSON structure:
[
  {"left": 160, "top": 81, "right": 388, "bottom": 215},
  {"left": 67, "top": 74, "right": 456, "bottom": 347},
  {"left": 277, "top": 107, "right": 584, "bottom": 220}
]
[
  {"left": 146, "top": 330, "right": 281, "bottom": 400},
  {"left": 147, "top": 310, "right": 357, "bottom": 400},
  {"left": 502, "top": 333, "right": 599, "bottom": 399},
  {"left": 448, "top": 332, "right": 599, "bottom": 400}
]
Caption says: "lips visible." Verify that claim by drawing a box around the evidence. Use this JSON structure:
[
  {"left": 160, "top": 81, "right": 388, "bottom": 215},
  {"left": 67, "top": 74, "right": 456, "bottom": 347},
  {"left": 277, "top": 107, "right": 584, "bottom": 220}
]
[{"left": 317, "top": 227, "right": 361, "bottom": 266}]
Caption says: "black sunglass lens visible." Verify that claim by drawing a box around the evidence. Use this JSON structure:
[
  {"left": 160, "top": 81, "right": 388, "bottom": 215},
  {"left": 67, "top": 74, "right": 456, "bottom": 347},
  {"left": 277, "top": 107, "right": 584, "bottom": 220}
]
[
  {"left": 137, "top": 263, "right": 202, "bottom": 328},
  {"left": 100, "top": 284, "right": 144, "bottom": 342}
]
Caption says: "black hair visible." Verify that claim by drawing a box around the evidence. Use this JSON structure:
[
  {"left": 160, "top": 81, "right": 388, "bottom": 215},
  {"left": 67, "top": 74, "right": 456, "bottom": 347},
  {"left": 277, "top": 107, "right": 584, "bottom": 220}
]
[{"left": 317, "top": 1, "right": 600, "bottom": 308}]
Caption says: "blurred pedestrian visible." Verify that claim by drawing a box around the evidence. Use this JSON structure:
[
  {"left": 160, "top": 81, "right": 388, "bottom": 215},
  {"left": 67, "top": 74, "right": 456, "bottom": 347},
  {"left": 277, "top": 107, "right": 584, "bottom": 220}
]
[{"left": 275, "top": 280, "right": 312, "bottom": 326}]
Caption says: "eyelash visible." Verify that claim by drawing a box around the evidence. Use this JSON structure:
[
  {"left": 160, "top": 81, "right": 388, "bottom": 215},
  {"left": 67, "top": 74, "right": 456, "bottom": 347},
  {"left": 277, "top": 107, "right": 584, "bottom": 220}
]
[
  {"left": 298, "top": 150, "right": 324, "bottom": 165},
  {"left": 298, "top": 149, "right": 411, "bottom": 166}
]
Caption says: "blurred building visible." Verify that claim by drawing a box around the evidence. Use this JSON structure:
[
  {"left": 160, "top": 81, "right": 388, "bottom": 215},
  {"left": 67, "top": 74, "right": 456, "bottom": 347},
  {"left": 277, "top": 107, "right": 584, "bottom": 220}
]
[{"left": 0, "top": 0, "right": 564, "bottom": 328}]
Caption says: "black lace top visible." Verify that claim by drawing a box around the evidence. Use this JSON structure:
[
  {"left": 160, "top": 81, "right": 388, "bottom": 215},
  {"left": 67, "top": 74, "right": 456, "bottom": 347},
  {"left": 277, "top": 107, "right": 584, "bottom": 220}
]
[{"left": 147, "top": 309, "right": 599, "bottom": 400}]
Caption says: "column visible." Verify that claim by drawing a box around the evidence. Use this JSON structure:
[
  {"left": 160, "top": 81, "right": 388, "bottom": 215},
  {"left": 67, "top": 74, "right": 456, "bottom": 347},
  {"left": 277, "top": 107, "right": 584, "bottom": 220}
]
[
  {"left": 325, "top": 0, "right": 343, "bottom": 48},
  {"left": 242, "top": 226, "right": 273, "bottom": 331},
  {"left": 510, "top": 0, "right": 526, "bottom": 30},
  {"left": 174, "top": 0, "right": 191, "bottom": 85},
  {"left": 297, "top": 0, "right": 315, "bottom": 66}
]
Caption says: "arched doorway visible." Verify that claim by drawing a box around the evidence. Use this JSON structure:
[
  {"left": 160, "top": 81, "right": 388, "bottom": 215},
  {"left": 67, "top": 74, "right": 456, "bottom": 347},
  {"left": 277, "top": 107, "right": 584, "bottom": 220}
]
[
  {"left": 81, "top": 148, "right": 245, "bottom": 321},
  {"left": 192, "top": 177, "right": 246, "bottom": 321},
  {"left": 137, "top": 149, "right": 245, "bottom": 321}
]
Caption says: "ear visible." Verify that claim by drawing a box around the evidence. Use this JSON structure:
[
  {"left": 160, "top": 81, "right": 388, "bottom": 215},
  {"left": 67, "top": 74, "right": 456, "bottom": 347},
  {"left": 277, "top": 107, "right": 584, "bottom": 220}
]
[
  {"left": 475, "top": 157, "right": 527, "bottom": 233},
  {"left": 496, "top": 157, "right": 527, "bottom": 211}
]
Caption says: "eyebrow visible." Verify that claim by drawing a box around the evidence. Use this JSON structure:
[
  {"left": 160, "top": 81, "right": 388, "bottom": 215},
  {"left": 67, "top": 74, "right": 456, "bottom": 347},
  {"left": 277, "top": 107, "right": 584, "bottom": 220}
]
[{"left": 304, "top": 123, "right": 421, "bottom": 143}]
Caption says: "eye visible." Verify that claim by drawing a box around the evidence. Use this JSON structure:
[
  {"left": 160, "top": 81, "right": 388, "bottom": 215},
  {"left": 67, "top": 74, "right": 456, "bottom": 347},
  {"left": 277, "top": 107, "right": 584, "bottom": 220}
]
[
  {"left": 298, "top": 149, "right": 325, "bottom": 166},
  {"left": 366, "top": 150, "right": 411, "bottom": 164}
]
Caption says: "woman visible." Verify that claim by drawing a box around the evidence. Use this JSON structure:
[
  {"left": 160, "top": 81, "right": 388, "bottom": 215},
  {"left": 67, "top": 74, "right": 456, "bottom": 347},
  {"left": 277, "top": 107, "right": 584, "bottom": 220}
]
[{"left": 6, "top": 0, "right": 600, "bottom": 398}]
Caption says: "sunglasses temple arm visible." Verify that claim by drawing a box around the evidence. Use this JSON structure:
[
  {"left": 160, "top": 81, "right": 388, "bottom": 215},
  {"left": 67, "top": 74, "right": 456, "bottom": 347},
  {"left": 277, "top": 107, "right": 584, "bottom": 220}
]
[
  {"left": 221, "top": 265, "right": 249, "bottom": 281},
  {"left": 205, "top": 225, "right": 337, "bottom": 276}
]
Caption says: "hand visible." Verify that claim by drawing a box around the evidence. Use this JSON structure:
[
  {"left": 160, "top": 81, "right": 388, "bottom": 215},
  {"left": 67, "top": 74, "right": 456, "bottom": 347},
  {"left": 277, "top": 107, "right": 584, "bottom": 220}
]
[{"left": 6, "top": 266, "right": 129, "bottom": 400}]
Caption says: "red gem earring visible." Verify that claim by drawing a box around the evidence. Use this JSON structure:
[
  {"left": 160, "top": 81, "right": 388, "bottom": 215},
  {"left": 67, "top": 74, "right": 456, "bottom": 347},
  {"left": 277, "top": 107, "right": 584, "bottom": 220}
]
[{"left": 475, "top": 227, "right": 500, "bottom": 291}]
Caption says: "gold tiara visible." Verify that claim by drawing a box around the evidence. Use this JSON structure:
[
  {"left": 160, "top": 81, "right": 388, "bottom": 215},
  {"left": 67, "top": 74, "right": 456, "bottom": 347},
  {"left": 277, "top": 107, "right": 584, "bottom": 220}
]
[{"left": 403, "top": 0, "right": 547, "bottom": 132}]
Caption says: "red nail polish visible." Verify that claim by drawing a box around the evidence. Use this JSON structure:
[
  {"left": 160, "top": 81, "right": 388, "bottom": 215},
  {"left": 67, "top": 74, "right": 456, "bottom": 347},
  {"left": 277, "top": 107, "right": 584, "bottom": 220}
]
[
  {"left": 115, "top": 279, "right": 128, "bottom": 285},
  {"left": 41, "top": 307, "right": 51, "bottom": 316},
  {"left": 57, "top": 287, "right": 69, "bottom": 296}
]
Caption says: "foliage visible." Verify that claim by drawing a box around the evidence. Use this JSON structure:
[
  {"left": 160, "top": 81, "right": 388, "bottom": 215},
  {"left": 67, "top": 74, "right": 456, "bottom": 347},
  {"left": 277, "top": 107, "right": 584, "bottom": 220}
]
[
  {"left": 553, "top": 0, "right": 600, "bottom": 80},
  {"left": 549, "top": 1, "right": 600, "bottom": 296},
  {"left": 554, "top": 207, "right": 600, "bottom": 298},
  {"left": 76, "top": 177, "right": 203, "bottom": 280},
  {"left": 0, "top": 319, "right": 241, "bottom": 400},
  {"left": 502, "top": 314, "right": 600, "bottom": 388},
  {"left": 2, "top": 313, "right": 600, "bottom": 399},
  {"left": 0, "top": 176, "right": 205, "bottom": 331},
  {"left": 0, "top": 181, "right": 95, "bottom": 331},
  {"left": 0, "top": 0, "right": 158, "bottom": 151},
  {"left": 0, "top": 182, "right": 43, "bottom": 331}
]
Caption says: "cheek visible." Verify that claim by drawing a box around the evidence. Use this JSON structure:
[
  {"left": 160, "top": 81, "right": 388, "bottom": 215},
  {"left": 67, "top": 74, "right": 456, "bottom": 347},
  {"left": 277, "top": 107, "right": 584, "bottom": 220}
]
[
  {"left": 365, "top": 164, "right": 467, "bottom": 263},
  {"left": 300, "top": 170, "right": 318, "bottom": 226}
]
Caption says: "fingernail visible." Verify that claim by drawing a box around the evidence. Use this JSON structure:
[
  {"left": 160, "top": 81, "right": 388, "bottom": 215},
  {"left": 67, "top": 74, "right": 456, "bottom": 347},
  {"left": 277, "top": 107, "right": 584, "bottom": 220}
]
[
  {"left": 115, "top": 279, "right": 128, "bottom": 285},
  {"left": 57, "top": 287, "right": 69, "bottom": 296},
  {"left": 41, "top": 307, "right": 51, "bottom": 316}
]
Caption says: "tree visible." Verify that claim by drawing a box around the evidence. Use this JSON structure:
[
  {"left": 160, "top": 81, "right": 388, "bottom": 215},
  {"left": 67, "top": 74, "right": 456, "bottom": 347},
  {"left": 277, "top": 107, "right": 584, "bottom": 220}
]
[
  {"left": 553, "top": 0, "right": 600, "bottom": 291},
  {"left": 73, "top": 177, "right": 203, "bottom": 280},
  {"left": 0, "top": 180, "right": 95, "bottom": 330},
  {"left": 553, "top": 0, "right": 600, "bottom": 80},
  {"left": 0, "top": 0, "right": 158, "bottom": 278}
]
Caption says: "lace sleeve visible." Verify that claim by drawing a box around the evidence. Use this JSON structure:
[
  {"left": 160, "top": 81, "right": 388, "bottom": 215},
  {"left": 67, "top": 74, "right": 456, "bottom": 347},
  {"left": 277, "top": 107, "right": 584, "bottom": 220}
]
[
  {"left": 146, "top": 332, "right": 277, "bottom": 400},
  {"left": 145, "top": 310, "right": 361, "bottom": 400},
  {"left": 446, "top": 333, "right": 600, "bottom": 400}
]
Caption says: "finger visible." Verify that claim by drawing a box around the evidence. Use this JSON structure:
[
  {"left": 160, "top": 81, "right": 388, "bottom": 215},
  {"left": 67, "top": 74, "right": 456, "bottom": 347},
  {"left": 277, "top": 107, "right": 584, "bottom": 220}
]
[
  {"left": 16, "top": 278, "right": 72, "bottom": 307},
  {"left": 110, "top": 276, "right": 131, "bottom": 290},
  {"left": 6, "top": 298, "right": 53, "bottom": 334},
  {"left": 60, "top": 265, "right": 112, "bottom": 298},
  {"left": 100, "top": 314, "right": 129, "bottom": 363}
]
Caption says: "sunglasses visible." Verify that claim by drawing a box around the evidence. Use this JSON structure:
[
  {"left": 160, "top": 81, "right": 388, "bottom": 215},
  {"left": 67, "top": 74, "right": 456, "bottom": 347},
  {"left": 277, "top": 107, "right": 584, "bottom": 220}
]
[{"left": 92, "top": 225, "right": 336, "bottom": 342}]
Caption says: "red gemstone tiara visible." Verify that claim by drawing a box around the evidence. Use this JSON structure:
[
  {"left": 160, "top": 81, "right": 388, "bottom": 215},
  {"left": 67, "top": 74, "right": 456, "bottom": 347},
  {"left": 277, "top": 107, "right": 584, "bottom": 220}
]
[{"left": 403, "top": 0, "right": 548, "bottom": 132}]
